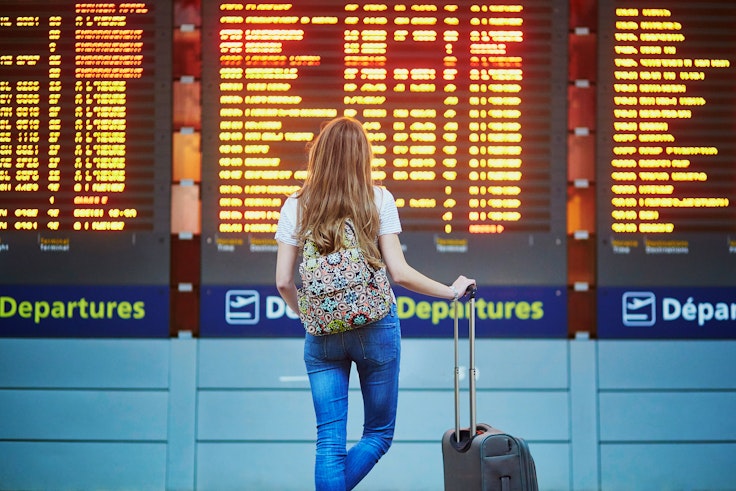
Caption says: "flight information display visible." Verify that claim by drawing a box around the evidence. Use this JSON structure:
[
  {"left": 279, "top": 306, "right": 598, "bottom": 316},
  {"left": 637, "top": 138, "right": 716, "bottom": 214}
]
[
  {"left": 200, "top": 1, "right": 569, "bottom": 337},
  {"left": 0, "top": 1, "right": 171, "bottom": 337},
  {"left": 597, "top": 0, "right": 736, "bottom": 338},
  {"left": 0, "top": 1, "right": 171, "bottom": 285},
  {"left": 597, "top": 1, "right": 736, "bottom": 285},
  {"left": 201, "top": 1, "right": 568, "bottom": 274}
]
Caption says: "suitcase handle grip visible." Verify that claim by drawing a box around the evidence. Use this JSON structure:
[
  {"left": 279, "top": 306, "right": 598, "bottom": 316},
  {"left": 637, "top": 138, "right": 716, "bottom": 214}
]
[{"left": 466, "top": 285, "right": 477, "bottom": 299}]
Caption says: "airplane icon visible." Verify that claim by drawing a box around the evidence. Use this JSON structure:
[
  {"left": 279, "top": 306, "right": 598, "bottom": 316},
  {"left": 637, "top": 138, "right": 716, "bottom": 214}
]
[
  {"left": 622, "top": 291, "right": 656, "bottom": 327},
  {"left": 225, "top": 290, "right": 260, "bottom": 325},
  {"left": 230, "top": 295, "right": 256, "bottom": 309},
  {"left": 626, "top": 296, "right": 654, "bottom": 310}
]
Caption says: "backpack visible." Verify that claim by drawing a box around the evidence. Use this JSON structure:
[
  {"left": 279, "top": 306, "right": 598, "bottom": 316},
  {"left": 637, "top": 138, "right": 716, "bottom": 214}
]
[{"left": 297, "top": 219, "right": 393, "bottom": 336}]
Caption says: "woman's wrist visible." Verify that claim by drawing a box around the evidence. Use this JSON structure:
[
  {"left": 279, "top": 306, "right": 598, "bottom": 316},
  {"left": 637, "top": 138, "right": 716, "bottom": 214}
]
[{"left": 449, "top": 285, "right": 459, "bottom": 301}]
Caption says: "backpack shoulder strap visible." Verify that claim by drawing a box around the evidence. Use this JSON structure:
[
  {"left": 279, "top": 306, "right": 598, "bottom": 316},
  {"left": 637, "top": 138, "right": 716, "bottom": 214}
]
[{"left": 343, "top": 219, "right": 360, "bottom": 248}]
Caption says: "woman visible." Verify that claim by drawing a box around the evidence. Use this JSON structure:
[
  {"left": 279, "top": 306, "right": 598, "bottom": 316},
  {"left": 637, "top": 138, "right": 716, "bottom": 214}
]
[{"left": 275, "top": 116, "right": 475, "bottom": 491}]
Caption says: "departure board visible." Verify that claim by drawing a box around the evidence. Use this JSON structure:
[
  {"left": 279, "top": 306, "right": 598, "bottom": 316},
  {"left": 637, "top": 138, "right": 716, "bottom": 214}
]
[
  {"left": 0, "top": 1, "right": 171, "bottom": 285},
  {"left": 597, "top": 0, "right": 736, "bottom": 286},
  {"left": 200, "top": 1, "right": 569, "bottom": 337},
  {"left": 597, "top": 1, "right": 736, "bottom": 339}
]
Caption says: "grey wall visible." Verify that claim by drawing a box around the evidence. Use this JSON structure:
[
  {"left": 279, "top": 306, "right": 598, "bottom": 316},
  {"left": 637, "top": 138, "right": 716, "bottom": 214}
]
[{"left": 1, "top": 338, "right": 735, "bottom": 490}]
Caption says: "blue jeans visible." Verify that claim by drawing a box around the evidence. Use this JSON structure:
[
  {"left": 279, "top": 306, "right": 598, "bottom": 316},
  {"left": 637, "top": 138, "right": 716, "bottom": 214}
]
[{"left": 304, "top": 304, "right": 401, "bottom": 491}]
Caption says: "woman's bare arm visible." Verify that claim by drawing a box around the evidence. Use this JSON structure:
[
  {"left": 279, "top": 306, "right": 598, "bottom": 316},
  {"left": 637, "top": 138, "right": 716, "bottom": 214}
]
[
  {"left": 378, "top": 233, "right": 475, "bottom": 300},
  {"left": 275, "top": 241, "right": 300, "bottom": 314}
]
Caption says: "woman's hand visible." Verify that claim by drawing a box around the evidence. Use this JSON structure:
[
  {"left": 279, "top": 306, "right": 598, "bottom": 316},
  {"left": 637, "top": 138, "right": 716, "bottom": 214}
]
[{"left": 451, "top": 275, "right": 476, "bottom": 300}]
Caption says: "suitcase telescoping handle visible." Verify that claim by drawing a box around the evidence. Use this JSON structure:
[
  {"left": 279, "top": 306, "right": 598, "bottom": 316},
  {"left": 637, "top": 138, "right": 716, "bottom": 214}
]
[{"left": 453, "top": 285, "right": 478, "bottom": 443}]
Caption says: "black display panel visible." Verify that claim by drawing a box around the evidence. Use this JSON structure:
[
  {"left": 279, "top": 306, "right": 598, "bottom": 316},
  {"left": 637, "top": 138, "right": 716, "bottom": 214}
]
[
  {"left": 597, "top": 1, "right": 736, "bottom": 338},
  {"left": 200, "top": 1, "right": 569, "bottom": 337},
  {"left": 0, "top": 1, "right": 171, "bottom": 337},
  {"left": 200, "top": 1, "right": 569, "bottom": 277},
  {"left": 0, "top": 1, "right": 172, "bottom": 285},
  {"left": 597, "top": 1, "right": 736, "bottom": 286}
]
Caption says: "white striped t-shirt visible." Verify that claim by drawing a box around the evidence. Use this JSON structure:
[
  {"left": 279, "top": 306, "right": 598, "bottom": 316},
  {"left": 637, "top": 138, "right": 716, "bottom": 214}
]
[{"left": 274, "top": 186, "right": 402, "bottom": 247}]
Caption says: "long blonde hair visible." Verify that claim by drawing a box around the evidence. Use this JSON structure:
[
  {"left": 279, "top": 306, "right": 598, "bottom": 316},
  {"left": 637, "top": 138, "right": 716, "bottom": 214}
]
[{"left": 296, "top": 117, "right": 383, "bottom": 269}]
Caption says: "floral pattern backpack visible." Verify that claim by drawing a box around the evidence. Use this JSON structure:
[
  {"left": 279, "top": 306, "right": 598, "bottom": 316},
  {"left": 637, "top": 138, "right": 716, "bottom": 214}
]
[{"left": 297, "top": 219, "right": 393, "bottom": 336}]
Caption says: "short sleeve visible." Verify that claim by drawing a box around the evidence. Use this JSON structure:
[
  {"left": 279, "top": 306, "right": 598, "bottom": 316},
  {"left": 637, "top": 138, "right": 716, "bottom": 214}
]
[
  {"left": 376, "top": 187, "right": 402, "bottom": 236},
  {"left": 274, "top": 195, "right": 299, "bottom": 247}
]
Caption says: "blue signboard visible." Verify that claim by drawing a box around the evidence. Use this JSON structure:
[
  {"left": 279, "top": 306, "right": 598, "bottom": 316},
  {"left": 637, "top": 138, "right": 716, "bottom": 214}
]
[
  {"left": 200, "top": 285, "right": 567, "bottom": 338},
  {"left": 0, "top": 286, "right": 169, "bottom": 338},
  {"left": 598, "top": 287, "right": 736, "bottom": 339}
]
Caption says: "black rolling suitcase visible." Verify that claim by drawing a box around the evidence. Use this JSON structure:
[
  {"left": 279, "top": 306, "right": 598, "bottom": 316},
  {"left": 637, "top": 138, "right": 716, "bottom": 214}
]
[{"left": 441, "top": 287, "right": 539, "bottom": 491}]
